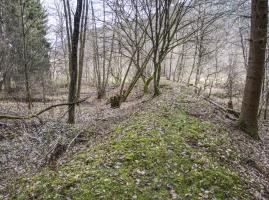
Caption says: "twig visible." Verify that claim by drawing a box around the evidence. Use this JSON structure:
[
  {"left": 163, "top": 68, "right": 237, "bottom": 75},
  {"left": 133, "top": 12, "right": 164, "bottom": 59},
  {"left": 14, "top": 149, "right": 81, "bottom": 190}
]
[{"left": 67, "top": 130, "right": 85, "bottom": 151}]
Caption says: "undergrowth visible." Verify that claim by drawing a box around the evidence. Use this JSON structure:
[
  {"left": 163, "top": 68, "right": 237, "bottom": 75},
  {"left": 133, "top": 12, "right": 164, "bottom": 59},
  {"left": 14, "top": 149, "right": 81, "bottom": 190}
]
[{"left": 11, "top": 101, "right": 249, "bottom": 199}]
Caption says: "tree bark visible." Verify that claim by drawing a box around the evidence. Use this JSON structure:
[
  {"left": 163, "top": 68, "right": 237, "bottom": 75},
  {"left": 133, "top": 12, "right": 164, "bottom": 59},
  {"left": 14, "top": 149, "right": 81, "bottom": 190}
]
[
  {"left": 62, "top": 0, "right": 72, "bottom": 74},
  {"left": 77, "top": 0, "right": 89, "bottom": 100},
  {"left": 20, "top": 0, "right": 32, "bottom": 112},
  {"left": 239, "top": 0, "right": 268, "bottom": 138},
  {"left": 68, "top": 0, "right": 83, "bottom": 124}
]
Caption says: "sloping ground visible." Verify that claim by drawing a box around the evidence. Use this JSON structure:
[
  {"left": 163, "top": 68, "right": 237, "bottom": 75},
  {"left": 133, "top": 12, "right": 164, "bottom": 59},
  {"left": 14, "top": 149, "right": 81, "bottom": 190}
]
[
  {"left": 0, "top": 87, "right": 147, "bottom": 193},
  {"left": 178, "top": 84, "right": 269, "bottom": 199},
  {"left": 7, "top": 86, "right": 254, "bottom": 199}
]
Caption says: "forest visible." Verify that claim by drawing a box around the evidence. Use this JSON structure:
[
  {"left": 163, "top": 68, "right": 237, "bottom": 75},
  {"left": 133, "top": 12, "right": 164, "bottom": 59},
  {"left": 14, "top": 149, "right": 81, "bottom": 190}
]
[{"left": 0, "top": 0, "right": 268, "bottom": 199}]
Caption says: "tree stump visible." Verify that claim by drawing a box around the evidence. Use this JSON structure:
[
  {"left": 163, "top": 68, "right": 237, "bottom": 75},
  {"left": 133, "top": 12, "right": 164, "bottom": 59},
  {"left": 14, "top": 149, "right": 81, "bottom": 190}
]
[{"left": 110, "top": 95, "right": 121, "bottom": 108}]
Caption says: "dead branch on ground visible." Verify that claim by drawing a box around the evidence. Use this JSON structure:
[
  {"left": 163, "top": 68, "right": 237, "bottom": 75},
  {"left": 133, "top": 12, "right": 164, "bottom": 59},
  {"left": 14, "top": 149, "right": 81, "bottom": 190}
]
[
  {"left": 0, "top": 96, "right": 91, "bottom": 120},
  {"left": 188, "top": 84, "right": 240, "bottom": 119}
]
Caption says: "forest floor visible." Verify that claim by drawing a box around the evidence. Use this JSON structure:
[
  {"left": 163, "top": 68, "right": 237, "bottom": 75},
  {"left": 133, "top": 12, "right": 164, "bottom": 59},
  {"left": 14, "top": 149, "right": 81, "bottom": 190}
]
[{"left": 1, "top": 81, "right": 269, "bottom": 199}]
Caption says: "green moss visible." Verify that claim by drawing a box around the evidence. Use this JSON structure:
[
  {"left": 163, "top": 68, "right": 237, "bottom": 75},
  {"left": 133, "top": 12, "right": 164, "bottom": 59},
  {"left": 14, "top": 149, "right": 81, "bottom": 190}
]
[{"left": 11, "top": 102, "right": 250, "bottom": 199}]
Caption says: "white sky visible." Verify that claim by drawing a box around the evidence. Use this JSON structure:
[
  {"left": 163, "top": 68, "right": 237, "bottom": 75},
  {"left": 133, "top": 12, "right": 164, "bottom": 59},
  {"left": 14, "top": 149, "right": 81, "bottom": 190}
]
[
  {"left": 41, "top": 0, "right": 59, "bottom": 44},
  {"left": 42, "top": 0, "right": 103, "bottom": 45}
]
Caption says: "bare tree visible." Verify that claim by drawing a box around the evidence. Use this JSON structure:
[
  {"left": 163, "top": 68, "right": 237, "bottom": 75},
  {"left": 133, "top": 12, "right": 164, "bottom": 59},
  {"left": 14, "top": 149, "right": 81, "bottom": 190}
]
[
  {"left": 77, "top": 0, "right": 89, "bottom": 100},
  {"left": 142, "top": 0, "right": 195, "bottom": 96},
  {"left": 19, "top": 0, "right": 32, "bottom": 111},
  {"left": 68, "top": 0, "right": 83, "bottom": 124},
  {"left": 239, "top": 0, "right": 268, "bottom": 138},
  {"left": 90, "top": 0, "right": 116, "bottom": 99},
  {"left": 108, "top": 0, "right": 198, "bottom": 102},
  {"left": 63, "top": 0, "right": 72, "bottom": 72}
]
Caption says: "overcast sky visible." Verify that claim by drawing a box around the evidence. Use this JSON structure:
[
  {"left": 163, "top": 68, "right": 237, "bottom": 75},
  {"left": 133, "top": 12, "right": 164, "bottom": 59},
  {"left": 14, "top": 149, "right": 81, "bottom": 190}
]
[
  {"left": 41, "top": 0, "right": 58, "bottom": 44},
  {"left": 41, "top": 0, "right": 104, "bottom": 45}
]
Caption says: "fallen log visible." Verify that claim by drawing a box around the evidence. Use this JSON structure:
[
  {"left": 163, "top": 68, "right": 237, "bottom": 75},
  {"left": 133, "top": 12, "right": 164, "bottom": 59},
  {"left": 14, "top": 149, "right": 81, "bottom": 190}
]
[
  {"left": 187, "top": 84, "right": 240, "bottom": 118},
  {"left": 201, "top": 96, "right": 240, "bottom": 118}
]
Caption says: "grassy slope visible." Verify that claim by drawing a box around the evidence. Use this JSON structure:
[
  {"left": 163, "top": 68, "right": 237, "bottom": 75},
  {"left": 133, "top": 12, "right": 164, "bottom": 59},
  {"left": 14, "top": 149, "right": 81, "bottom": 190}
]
[{"left": 12, "top": 98, "right": 250, "bottom": 199}]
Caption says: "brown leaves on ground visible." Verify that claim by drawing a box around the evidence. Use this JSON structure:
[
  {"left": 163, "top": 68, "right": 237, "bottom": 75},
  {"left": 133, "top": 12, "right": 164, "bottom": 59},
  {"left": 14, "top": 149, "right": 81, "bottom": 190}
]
[{"left": 1, "top": 81, "right": 269, "bottom": 199}]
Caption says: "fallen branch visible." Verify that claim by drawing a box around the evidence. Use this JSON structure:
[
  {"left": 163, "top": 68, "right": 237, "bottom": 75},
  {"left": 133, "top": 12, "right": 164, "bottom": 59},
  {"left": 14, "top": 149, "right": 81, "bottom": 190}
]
[
  {"left": 0, "top": 96, "right": 91, "bottom": 120},
  {"left": 67, "top": 130, "right": 85, "bottom": 151},
  {"left": 201, "top": 96, "right": 240, "bottom": 118},
  {"left": 187, "top": 84, "right": 240, "bottom": 118}
]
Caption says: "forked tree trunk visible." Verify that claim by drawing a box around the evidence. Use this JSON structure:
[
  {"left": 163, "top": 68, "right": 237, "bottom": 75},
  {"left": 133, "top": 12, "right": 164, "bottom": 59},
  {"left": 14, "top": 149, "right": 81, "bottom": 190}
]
[
  {"left": 77, "top": 0, "right": 89, "bottom": 100},
  {"left": 68, "top": 0, "right": 83, "bottom": 124},
  {"left": 239, "top": 0, "right": 268, "bottom": 138}
]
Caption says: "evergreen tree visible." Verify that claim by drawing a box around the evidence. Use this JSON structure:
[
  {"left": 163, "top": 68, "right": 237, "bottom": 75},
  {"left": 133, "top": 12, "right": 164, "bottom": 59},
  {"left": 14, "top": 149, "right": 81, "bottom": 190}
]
[{"left": 0, "top": 0, "right": 50, "bottom": 95}]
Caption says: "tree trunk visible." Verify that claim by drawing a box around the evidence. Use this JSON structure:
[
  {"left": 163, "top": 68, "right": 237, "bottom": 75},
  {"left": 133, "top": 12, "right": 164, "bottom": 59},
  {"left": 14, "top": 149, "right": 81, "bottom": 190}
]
[
  {"left": 187, "top": 39, "right": 198, "bottom": 85},
  {"left": 239, "top": 0, "right": 268, "bottom": 138},
  {"left": 264, "top": 91, "right": 269, "bottom": 120},
  {"left": 63, "top": 0, "right": 72, "bottom": 74},
  {"left": 20, "top": 0, "right": 32, "bottom": 111},
  {"left": 68, "top": 0, "right": 83, "bottom": 124},
  {"left": 77, "top": 0, "right": 89, "bottom": 100},
  {"left": 153, "top": 62, "right": 161, "bottom": 96},
  {"left": 194, "top": 34, "right": 204, "bottom": 87},
  {"left": 168, "top": 51, "right": 173, "bottom": 80},
  {"left": 4, "top": 73, "right": 12, "bottom": 93}
]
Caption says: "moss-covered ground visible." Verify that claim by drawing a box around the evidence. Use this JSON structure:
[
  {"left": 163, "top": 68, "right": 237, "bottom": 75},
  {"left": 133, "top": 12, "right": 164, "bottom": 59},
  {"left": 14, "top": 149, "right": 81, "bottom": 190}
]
[{"left": 11, "top": 100, "right": 250, "bottom": 199}]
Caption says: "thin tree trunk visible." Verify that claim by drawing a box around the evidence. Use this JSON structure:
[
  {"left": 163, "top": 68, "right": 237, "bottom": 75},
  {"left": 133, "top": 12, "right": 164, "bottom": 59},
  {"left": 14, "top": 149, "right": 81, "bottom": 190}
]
[
  {"left": 263, "top": 61, "right": 269, "bottom": 120},
  {"left": 99, "top": 0, "right": 107, "bottom": 99},
  {"left": 174, "top": 44, "right": 186, "bottom": 82},
  {"left": 168, "top": 51, "right": 173, "bottom": 80},
  {"left": 187, "top": 39, "right": 198, "bottom": 85},
  {"left": 264, "top": 91, "right": 269, "bottom": 120},
  {"left": 77, "top": 0, "right": 89, "bottom": 100},
  {"left": 68, "top": 0, "right": 83, "bottom": 124},
  {"left": 66, "top": 0, "right": 73, "bottom": 37},
  {"left": 239, "top": 27, "right": 248, "bottom": 69},
  {"left": 194, "top": 34, "right": 204, "bottom": 87},
  {"left": 90, "top": 0, "right": 101, "bottom": 91},
  {"left": 20, "top": 0, "right": 32, "bottom": 111},
  {"left": 63, "top": 0, "right": 72, "bottom": 72},
  {"left": 105, "top": 31, "right": 115, "bottom": 88}
]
